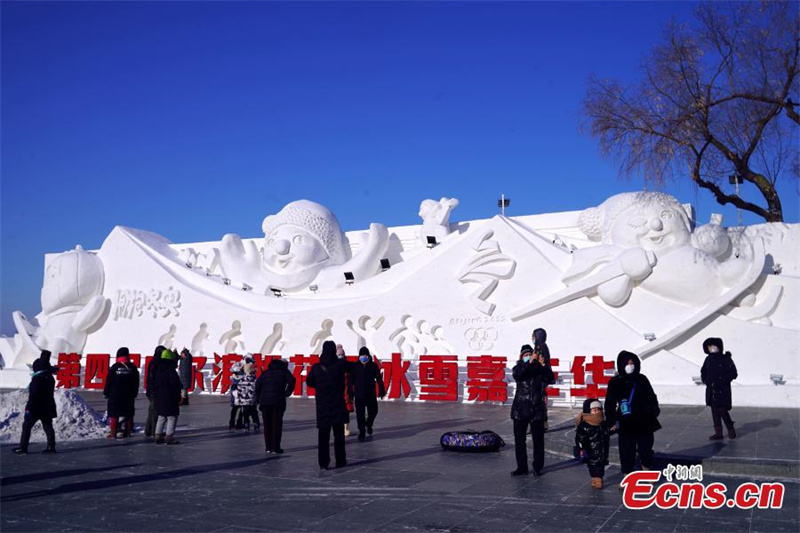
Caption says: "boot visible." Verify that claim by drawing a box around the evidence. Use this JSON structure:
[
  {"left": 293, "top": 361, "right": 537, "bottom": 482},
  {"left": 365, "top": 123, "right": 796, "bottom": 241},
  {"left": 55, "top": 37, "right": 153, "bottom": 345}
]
[
  {"left": 107, "top": 418, "right": 118, "bottom": 439},
  {"left": 344, "top": 424, "right": 351, "bottom": 437},
  {"left": 591, "top": 477, "right": 603, "bottom": 489},
  {"left": 43, "top": 446, "right": 57, "bottom": 454},
  {"left": 125, "top": 419, "right": 134, "bottom": 438},
  {"left": 155, "top": 434, "right": 166, "bottom": 444},
  {"left": 12, "top": 447, "right": 28, "bottom": 455},
  {"left": 166, "top": 435, "right": 181, "bottom": 445},
  {"left": 709, "top": 426, "right": 724, "bottom": 440},
  {"left": 727, "top": 423, "right": 736, "bottom": 439},
  {"left": 179, "top": 397, "right": 187, "bottom": 406}
]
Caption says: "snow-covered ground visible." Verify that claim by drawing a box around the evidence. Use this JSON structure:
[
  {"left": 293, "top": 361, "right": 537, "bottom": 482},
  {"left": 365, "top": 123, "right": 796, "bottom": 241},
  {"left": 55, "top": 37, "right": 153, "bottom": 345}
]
[{"left": 0, "top": 389, "right": 108, "bottom": 443}]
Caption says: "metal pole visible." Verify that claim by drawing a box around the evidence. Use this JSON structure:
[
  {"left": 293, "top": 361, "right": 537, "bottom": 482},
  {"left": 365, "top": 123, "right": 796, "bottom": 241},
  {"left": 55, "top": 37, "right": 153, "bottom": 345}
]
[{"left": 735, "top": 180, "right": 742, "bottom": 227}]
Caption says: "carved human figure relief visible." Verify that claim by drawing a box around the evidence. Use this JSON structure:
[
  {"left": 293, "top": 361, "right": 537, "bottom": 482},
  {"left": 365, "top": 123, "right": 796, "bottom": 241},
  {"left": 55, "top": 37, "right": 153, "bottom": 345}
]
[
  {"left": 457, "top": 229, "right": 517, "bottom": 315},
  {"left": 346, "top": 315, "right": 385, "bottom": 350},
  {"left": 219, "top": 320, "right": 245, "bottom": 354},
  {"left": 191, "top": 322, "right": 210, "bottom": 358},
  {"left": 309, "top": 319, "right": 334, "bottom": 355},
  {"left": 259, "top": 322, "right": 288, "bottom": 355},
  {"left": 419, "top": 197, "right": 459, "bottom": 244},
  {"left": 218, "top": 200, "right": 388, "bottom": 293},
  {"left": 158, "top": 324, "right": 177, "bottom": 350},
  {"left": 389, "top": 315, "right": 453, "bottom": 359}
]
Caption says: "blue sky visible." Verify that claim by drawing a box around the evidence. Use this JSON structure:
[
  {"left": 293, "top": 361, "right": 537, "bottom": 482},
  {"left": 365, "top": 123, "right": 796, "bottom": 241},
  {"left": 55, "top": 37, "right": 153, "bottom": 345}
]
[{"left": 2, "top": 1, "right": 798, "bottom": 335}]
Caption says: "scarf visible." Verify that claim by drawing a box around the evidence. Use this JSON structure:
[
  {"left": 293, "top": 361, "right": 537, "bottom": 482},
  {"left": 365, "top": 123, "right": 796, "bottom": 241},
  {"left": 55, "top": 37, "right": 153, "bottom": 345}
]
[{"left": 574, "top": 412, "right": 604, "bottom": 428}]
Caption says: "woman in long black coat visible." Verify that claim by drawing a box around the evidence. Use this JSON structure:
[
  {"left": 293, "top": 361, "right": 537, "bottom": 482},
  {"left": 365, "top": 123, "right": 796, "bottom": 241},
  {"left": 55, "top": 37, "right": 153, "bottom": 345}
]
[
  {"left": 153, "top": 349, "right": 183, "bottom": 444},
  {"left": 255, "top": 358, "right": 296, "bottom": 453},
  {"left": 700, "top": 337, "right": 738, "bottom": 440},
  {"left": 104, "top": 347, "right": 139, "bottom": 439},
  {"left": 145, "top": 345, "right": 166, "bottom": 438},
  {"left": 14, "top": 350, "right": 58, "bottom": 454},
  {"left": 605, "top": 350, "right": 661, "bottom": 477},
  {"left": 306, "top": 340, "right": 349, "bottom": 470},
  {"left": 510, "top": 343, "right": 554, "bottom": 476}
]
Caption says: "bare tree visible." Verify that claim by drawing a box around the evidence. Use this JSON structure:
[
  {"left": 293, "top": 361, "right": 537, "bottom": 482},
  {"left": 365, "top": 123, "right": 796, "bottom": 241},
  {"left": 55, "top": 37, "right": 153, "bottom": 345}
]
[{"left": 584, "top": 1, "right": 798, "bottom": 222}]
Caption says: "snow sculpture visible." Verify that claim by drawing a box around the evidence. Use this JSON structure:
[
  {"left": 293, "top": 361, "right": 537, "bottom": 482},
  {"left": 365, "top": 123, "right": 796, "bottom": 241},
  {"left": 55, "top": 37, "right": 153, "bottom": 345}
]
[
  {"left": 3, "top": 246, "right": 109, "bottom": 368},
  {"left": 219, "top": 200, "right": 389, "bottom": 293},
  {"left": 419, "top": 197, "right": 459, "bottom": 244}
]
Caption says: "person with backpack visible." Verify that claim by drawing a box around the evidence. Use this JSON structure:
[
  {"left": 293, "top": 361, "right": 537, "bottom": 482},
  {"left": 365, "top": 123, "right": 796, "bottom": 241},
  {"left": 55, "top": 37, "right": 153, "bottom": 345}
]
[
  {"left": 510, "top": 341, "right": 555, "bottom": 476},
  {"left": 13, "top": 350, "right": 58, "bottom": 455},
  {"left": 352, "top": 347, "right": 385, "bottom": 441},
  {"left": 605, "top": 350, "right": 661, "bottom": 482},
  {"left": 103, "top": 347, "right": 139, "bottom": 439},
  {"left": 153, "top": 348, "right": 183, "bottom": 444},
  {"left": 255, "top": 358, "right": 296, "bottom": 453},
  {"left": 145, "top": 345, "right": 166, "bottom": 439},
  {"left": 574, "top": 398, "right": 613, "bottom": 489},
  {"left": 700, "top": 337, "right": 738, "bottom": 440},
  {"left": 306, "top": 340, "right": 350, "bottom": 470}
]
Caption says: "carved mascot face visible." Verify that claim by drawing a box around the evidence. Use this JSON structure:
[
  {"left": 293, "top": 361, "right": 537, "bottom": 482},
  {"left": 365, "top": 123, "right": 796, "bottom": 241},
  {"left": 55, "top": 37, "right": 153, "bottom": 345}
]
[
  {"left": 579, "top": 192, "right": 691, "bottom": 254},
  {"left": 609, "top": 201, "right": 691, "bottom": 253},
  {"left": 261, "top": 200, "right": 348, "bottom": 288},
  {"left": 41, "top": 246, "right": 105, "bottom": 315}
]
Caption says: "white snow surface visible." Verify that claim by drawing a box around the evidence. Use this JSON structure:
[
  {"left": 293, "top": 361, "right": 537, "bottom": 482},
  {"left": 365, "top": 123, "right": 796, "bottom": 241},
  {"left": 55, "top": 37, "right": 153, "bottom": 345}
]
[{"left": 0, "top": 389, "right": 107, "bottom": 443}]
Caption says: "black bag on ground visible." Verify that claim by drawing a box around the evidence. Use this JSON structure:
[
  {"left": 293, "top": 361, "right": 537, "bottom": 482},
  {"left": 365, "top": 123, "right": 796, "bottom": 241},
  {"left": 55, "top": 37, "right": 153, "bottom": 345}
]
[{"left": 440, "top": 429, "right": 505, "bottom": 453}]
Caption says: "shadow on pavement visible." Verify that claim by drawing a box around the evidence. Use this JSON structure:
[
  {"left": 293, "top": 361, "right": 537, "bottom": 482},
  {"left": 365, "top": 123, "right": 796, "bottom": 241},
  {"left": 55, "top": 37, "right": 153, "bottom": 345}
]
[
  {"left": 1, "top": 464, "right": 143, "bottom": 487},
  {"left": 1, "top": 457, "right": 276, "bottom": 503}
]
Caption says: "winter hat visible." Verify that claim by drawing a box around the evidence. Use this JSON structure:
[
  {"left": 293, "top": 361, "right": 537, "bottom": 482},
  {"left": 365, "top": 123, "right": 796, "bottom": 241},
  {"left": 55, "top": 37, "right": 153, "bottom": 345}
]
[
  {"left": 590, "top": 400, "right": 602, "bottom": 411},
  {"left": 617, "top": 350, "right": 640, "bottom": 376},
  {"left": 161, "top": 349, "right": 176, "bottom": 361},
  {"left": 520, "top": 344, "right": 534, "bottom": 357},
  {"left": 702, "top": 337, "right": 724, "bottom": 355},
  {"left": 532, "top": 328, "right": 547, "bottom": 344},
  {"left": 578, "top": 191, "right": 690, "bottom": 243},
  {"left": 358, "top": 346, "right": 371, "bottom": 357},
  {"left": 116, "top": 347, "right": 130, "bottom": 360},
  {"left": 261, "top": 200, "right": 348, "bottom": 264},
  {"left": 243, "top": 353, "right": 255, "bottom": 363}
]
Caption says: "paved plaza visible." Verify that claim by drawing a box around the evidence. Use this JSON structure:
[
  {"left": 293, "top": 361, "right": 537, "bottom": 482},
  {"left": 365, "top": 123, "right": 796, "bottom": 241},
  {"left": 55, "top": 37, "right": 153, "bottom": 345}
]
[{"left": 2, "top": 392, "right": 798, "bottom": 532}]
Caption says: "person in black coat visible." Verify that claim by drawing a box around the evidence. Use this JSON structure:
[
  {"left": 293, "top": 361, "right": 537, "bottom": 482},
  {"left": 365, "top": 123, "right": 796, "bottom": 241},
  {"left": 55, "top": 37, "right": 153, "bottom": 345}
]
[
  {"left": 14, "top": 350, "right": 58, "bottom": 454},
  {"left": 103, "top": 347, "right": 140, "bottom": 439},
  {"left": 700, "top": 337, "right": 738, "bottom": 440},
  {"left": 305, "top": 340, "right": 350, "bottom": 470},
  {"left": 352, "top": 347, "right": 386, "bottom": 441},
  {"left": 510, "top": 342, "right": 555, "bottom": 476},
  {"left": 574, "top": 398, "right": 612, "bottom": 489},
  {"left": 153, "top": 349, "right": 183, "bottom": 444},
  {"left": 145, "top": 345, "right": 166, "bottom": 438},
  {"left": 178, "top": 348, "right": 193, "bottom": 406},
  {"left": 605, "top": 350, "right": 661, "bottom": 476},
  {"left": 255, "top": 358, "right": 296, "bottom": 453}
]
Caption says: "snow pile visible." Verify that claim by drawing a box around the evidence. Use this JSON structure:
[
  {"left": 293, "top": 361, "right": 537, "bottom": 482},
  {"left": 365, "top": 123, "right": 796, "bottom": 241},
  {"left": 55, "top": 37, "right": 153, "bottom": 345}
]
[{"left": 0, "top": 389, "right": 108, "bottom": 443}]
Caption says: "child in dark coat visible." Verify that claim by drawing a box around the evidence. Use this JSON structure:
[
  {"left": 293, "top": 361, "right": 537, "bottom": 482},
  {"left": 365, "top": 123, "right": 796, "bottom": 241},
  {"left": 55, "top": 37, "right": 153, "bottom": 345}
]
[
  {"left": 700, "top": 337, "right": 738, "bottom": 440},
  {"left": 575, "top": 398, "right": 612, "bottom": 489},
  {"left": 14, "top": 350, "right": 58, "bottom": 454}
]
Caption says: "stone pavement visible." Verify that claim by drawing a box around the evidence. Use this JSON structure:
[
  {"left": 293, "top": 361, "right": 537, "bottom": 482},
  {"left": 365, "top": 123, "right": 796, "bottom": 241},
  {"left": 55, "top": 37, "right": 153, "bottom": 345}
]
[{"left": 1, "top": 392, "right": 798, "bottom": 532}]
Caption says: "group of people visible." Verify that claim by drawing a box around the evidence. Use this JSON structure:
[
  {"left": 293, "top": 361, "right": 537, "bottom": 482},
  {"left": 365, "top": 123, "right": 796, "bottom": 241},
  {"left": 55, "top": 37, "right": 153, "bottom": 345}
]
[
  {"left": 567, "top": 338, "right": 737, "bottom": 490},
  {"left": 12, "top": 332, "right": 740, "bottom": 493}
]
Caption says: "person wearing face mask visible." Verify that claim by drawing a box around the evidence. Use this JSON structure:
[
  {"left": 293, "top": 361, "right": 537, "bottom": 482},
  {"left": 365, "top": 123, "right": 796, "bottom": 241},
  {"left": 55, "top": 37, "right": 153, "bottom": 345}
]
[
  {"left": 352, "top": 346, "right": 386, "bottom": 441},
  {"left": 605, "top": 350, "right": 661, "bottom": 483},
  {"left": 700, "top": 337, "right": 738, "bottom": 440},
  {"left": 336, "top": 344, "right": 355, "bottom": 437},
  {"left": 510, "top": 343, "right": 554, "bottom": 476}
]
